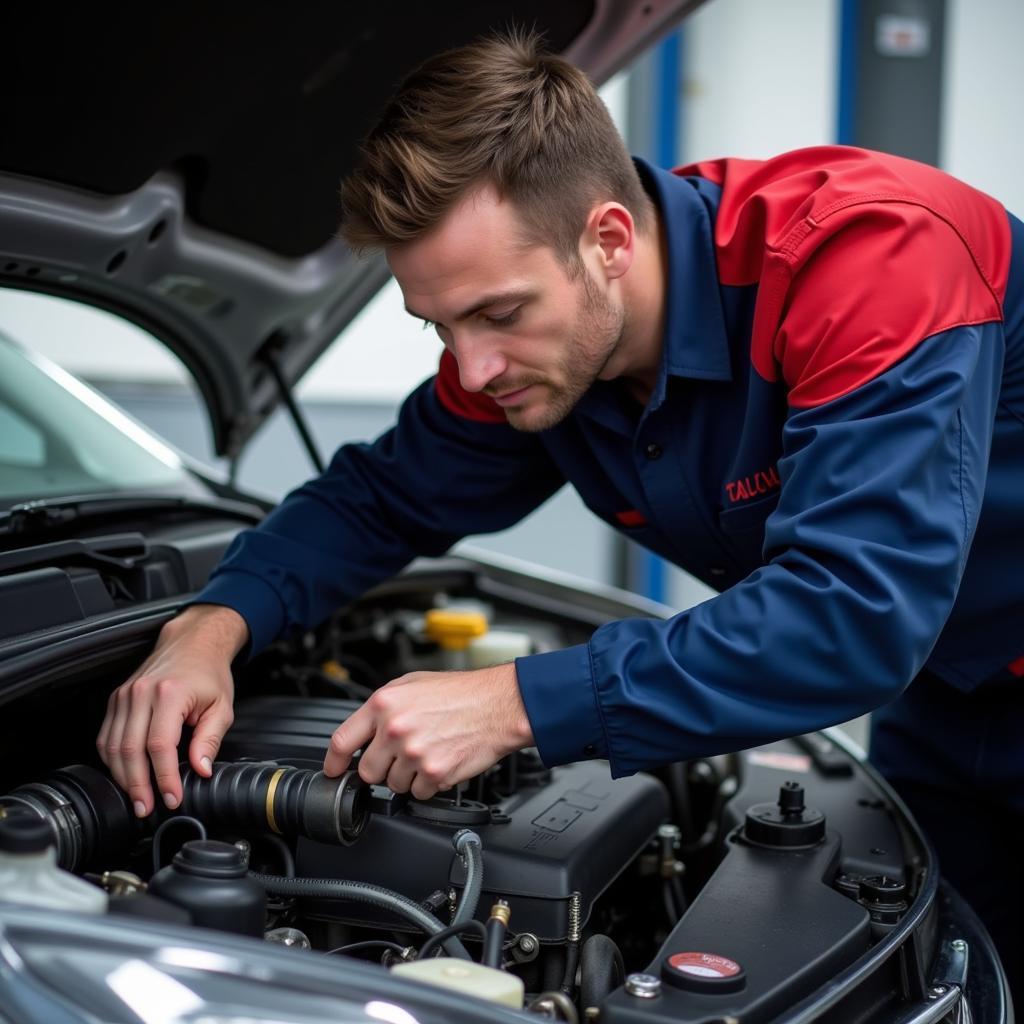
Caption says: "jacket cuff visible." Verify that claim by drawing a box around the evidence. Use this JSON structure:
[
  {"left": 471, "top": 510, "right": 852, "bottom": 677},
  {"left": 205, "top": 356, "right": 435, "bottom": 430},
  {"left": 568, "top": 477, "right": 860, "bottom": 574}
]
[
  {"left": 189, "top": 570, "right": 288, "bottom": 659},
  {"left": 515, "top": 644, "right": 608, "bottom": 767}
]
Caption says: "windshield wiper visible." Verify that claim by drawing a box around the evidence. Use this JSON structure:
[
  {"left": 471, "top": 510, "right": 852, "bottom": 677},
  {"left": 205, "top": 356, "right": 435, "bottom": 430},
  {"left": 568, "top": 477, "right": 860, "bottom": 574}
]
[{"left": 0, "top": 494, "right": 263, "bottom": 538}]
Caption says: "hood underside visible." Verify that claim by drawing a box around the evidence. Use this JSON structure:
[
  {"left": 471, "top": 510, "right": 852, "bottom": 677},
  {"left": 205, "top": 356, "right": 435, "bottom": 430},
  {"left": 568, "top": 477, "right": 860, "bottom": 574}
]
[{"left": 1, "top": 1, "right": 700, "bottom": 458}]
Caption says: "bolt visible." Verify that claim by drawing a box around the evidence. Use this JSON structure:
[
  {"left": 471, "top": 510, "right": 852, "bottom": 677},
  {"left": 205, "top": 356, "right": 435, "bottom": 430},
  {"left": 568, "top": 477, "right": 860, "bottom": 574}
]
[
  {"left": 532, "top": 997, "right": 556, "bottom": 1018},
  {"left": 930, "top": 985, "right": 947, "bottom": 998},
  {"left": 519, "top": 934, "right": 538, "bottom": 953},
  {"left": 951, "top": 939, "right": 967, "bottom": 953},
  {"left": 625, "top": 973, "right": 662, "bottom": 999}
]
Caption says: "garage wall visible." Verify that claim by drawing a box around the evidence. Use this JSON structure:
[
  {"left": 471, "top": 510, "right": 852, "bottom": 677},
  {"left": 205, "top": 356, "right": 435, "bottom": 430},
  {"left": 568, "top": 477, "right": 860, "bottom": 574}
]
[
  {"left": 680, "top": 0, "right": 840, "bottom": 162},
  {"left": 941, "top": 0, "right": 1024, "bottom": 214}
]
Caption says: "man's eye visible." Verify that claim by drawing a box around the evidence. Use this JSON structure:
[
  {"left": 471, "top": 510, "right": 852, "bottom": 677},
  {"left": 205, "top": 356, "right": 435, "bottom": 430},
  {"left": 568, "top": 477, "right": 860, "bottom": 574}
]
[{"left": 486, "top": 309, "right": 520, "bottom": 328}]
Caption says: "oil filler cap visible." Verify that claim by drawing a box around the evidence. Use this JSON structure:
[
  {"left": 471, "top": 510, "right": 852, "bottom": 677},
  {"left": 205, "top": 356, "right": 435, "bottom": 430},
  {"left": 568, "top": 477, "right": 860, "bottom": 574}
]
[
  {"left": 743, "top": 781, "right": 826, "bottom": 848},
  {"left": 663, "top": 951, "right": 746, "bottom": 992}
]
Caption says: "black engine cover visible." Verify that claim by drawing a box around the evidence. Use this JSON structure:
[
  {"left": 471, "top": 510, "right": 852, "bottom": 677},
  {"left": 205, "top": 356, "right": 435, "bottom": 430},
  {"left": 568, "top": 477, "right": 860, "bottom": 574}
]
[{"left": 222, "top": 696, "right": 669, "bottom": 940}]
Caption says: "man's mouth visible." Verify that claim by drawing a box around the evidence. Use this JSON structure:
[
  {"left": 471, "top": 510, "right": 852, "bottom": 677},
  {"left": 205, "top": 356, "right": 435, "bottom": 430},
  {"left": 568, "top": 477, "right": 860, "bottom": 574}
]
[{"left": 491, "top": 384, "right": 535, "bottom": 407}]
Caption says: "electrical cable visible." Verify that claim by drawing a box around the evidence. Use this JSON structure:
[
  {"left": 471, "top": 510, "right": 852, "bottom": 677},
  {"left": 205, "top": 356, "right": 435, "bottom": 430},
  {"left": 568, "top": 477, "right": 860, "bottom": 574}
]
[
  {"left": 249, "top": 872, "right": 471, "bottom": 960},
  {"left": 417, "top": 919, "right": 487, "bottom": 960},
  {"left": 257, "top": 833, "right": 296, "bottom": 878},
  {"left": 326, "top": 940, "right": 406, "bottom": 958},
  {"left": 152, "top": 815, "right": 207, "bottom": 874}
]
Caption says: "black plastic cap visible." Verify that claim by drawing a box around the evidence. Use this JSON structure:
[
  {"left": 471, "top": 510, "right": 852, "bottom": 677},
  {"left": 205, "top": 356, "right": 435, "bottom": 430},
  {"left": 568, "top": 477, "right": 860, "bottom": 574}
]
[
  {"left": 0, "top": 812, "right": 55, "bottom": 854},
  {"left": 777, "top": 781, "right": 806, "bottom": 816},
  {"left": 743, "top": 782, "right": 826, "bottom": 849},
  {"left": 172, "top": 840, "right": 247, "bottom": 878},
  {"left": 859, "top": 875, "right": 907, "bottom": 905}
]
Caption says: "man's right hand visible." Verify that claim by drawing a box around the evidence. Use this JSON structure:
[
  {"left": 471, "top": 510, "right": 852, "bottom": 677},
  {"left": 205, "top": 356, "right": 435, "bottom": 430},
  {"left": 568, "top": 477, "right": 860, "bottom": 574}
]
[{"left": 96, "top": 604, "right": 249, "bottom": 818}]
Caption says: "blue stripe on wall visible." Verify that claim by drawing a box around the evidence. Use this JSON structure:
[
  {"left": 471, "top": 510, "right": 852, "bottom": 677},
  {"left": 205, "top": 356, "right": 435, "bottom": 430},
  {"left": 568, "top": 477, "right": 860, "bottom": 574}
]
[
  {"left": 837, "top": 0, "right": 859, "bottom": 144},
  {"left": 640, "top": 28, "right": 685, "bottom": 604},
  {"left": 655, "top": 28, "right": 682, "bottom": 167}
]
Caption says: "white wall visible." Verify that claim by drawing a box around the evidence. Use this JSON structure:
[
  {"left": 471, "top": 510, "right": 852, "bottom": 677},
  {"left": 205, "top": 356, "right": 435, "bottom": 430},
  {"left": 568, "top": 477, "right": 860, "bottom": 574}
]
[
  {"left": 941, "top": 0, "right": 1024, "bottom": 213},
  {"left": 681, "top": 0, "right": 840, "bottom": 162}
]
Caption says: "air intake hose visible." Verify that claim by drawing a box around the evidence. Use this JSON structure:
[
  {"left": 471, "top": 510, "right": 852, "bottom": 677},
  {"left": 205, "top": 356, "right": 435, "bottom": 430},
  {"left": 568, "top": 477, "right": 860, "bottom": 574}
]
[
  {"left": 179, "top": 761, "right": 369, "bottom": 846},
  {"left": 0, "top": 760, "right": 370, "bottom": 873}
]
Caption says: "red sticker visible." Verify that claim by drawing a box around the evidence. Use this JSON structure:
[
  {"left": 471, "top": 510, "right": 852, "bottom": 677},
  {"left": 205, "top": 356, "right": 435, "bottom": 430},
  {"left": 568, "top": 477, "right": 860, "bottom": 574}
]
[{"left": 668, "top": 952, "right": 742, "bottom": 978}]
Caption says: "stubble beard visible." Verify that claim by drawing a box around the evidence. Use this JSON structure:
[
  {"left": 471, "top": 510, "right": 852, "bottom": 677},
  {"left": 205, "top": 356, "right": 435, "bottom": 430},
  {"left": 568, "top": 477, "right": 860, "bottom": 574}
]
[{"left": 503, "top": 273, "right": 625, "bottom": 433}]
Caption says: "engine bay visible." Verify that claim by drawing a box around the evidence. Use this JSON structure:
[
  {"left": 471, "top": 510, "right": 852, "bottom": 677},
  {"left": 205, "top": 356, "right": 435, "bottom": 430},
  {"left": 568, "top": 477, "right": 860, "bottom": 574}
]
[{"left": 0, "top": 561, "right": 935, "bottom": 1022}]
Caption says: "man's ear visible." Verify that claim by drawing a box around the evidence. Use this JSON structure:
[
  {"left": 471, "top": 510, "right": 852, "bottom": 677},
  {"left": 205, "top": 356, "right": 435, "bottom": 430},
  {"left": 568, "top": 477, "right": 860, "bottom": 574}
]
[{"left": 582, "top": 202, "right": 635, "bottom": 281}]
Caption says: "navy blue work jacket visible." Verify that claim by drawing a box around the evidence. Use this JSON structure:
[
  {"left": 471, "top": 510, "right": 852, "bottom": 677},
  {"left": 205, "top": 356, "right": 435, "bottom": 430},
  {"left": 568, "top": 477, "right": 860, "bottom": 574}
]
[{"left": 199, "top": 148, "right": 1024, "bottom": 784}]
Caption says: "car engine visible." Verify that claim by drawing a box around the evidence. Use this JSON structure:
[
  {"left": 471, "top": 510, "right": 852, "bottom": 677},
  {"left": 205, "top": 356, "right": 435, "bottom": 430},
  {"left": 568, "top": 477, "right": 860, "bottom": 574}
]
[{"left": 0, "top": 562, "right": 939, "bottom": 1022}]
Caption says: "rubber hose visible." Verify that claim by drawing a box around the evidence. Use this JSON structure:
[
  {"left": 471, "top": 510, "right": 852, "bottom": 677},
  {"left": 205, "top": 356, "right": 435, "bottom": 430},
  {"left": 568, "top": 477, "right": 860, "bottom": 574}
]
[
  {"left": 482, "top": 916, "right": 506, "bottom": 968},
  {"left": 249, "top": 873, "right": 470, "bottom": 960},
  {"left": 579, "top": 933, "right": 625, "bottom": 1010},
  {"left": 451, "top": 829, "right": 484, "bottom": 927},
  {"left": 560, "top": 939, "right": 580, "bottom": 996}
]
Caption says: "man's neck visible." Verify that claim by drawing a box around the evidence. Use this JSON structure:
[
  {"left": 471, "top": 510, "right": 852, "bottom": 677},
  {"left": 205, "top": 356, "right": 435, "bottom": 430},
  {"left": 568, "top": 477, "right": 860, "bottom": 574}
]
[{"left": 619, "top": 208, "right": 669, "bottom": 404}]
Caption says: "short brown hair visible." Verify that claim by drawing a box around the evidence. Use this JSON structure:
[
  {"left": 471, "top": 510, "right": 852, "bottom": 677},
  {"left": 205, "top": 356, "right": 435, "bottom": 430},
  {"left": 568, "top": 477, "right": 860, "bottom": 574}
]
[{"left": 340, "top": 30, "right": 652, "bottom": 268}]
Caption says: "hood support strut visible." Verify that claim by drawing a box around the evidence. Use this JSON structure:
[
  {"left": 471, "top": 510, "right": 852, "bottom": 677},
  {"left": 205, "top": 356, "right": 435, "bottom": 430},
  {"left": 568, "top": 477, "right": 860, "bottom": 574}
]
[{"left": 259, "top": 348, "right": 325, "bottom": 475}]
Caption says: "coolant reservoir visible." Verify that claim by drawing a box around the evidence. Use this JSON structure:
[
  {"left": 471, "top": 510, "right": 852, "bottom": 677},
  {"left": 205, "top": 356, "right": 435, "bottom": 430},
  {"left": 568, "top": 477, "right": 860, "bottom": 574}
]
[
  {"left": 466, "top": 629, "right": 533, "bottom": 668},
  {"left": 392, "top": 957, "right": 525, "bottom": 1007},
  {"left": 0, "top": 811, "right": 108, "bottom": 913},
  {"left": 424, "top": 609, "right": 489, "bottom": 668}
]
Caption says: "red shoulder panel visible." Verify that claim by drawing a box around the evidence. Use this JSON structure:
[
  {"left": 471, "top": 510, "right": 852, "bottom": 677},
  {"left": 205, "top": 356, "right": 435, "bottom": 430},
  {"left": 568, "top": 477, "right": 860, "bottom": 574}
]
[
  {"left": 773, "top": 202, "right": 1003, "bottom": 408},
  {"left": 433, "top": 350, "right": 506, "bottom": 423},
  {"left": 676, "top": 146, "right": 1012, "bottom": 408}
]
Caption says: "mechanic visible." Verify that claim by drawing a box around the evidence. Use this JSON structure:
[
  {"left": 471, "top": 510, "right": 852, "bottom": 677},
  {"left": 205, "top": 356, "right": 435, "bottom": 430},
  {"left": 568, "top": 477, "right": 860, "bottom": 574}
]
[{"left": 98, "top": 33, "right": 1023, "bottom": 996}]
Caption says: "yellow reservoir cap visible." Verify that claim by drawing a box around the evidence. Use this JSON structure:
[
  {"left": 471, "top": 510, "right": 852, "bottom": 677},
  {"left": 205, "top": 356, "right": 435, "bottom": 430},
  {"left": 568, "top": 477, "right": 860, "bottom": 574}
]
[{"left": 424, "top": 609, "right": 489, "bottom": 651}]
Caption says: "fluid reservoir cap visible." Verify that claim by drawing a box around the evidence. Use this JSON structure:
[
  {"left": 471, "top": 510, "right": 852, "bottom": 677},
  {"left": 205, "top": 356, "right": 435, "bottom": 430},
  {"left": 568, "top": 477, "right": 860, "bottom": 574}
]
[
  {"left": 424, "top": 609, "right": 488, "bottom": 651},
  {"left": 0, "top": 812, "right": 53, "bottom": 854},
  {"left": 859, "top": 875, "right": 907, "bottom": 904},
  {"left": 859, "top": 875, "right": 909, "bottom": 923},
  {"left": 743, "top": 781, "right": 826, "bottom": 848},
  {"left": 663, "top": 952, "right": 746, "bottom": 992},
  {"left": 173, "top": 840, "right": 248, "bottom": 878}
]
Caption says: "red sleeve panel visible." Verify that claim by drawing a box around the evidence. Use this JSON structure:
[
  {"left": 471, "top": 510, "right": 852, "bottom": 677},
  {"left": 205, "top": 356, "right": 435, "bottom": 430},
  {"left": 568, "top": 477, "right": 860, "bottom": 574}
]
[
  {"left": 433, "top": 349, "right": 506, "bottom": 423},
  {"left": 678, "top": 147, "right": 1012, "bottom": 409}
]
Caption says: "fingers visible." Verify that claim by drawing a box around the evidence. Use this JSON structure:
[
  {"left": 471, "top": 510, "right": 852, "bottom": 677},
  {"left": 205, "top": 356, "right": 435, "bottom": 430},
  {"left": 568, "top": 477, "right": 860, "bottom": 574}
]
[
  {"left": 146, "top": 682, "right": 204, "bottom": 811},
  {"left": 188, "top": 703, "right": 233, "bottom": 779},
  {"left": 120, "top": 696, "right": 159, "bottom": 816},
  {"left": 99, "top": 678, "right": 160, "bottom": 817},
  {"left": 98, "top": 687, "right": 136, "bottom": 807},
  {"left": 385, "top": 759, "right": 416, "bottom": 794},
  {"left": 324, "top": 707, "right": 376, "bottom": 778}
]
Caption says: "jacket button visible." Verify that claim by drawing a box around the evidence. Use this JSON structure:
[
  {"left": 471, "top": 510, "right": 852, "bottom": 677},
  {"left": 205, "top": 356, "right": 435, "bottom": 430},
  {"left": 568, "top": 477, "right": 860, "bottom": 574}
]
[
  {"left": 645, "top": 443, "right": 663, "bottom": 460},
  {"left": 709, "top": 565, "right": 727, "bottom": 577},
  {"left": 583, "top": 744, "right": 596, "bottom": 756}
]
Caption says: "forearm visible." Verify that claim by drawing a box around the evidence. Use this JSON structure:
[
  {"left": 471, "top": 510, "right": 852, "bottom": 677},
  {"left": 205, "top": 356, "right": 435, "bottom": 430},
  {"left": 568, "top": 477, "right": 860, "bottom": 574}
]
[{"left": 163, "top": 603, "right": 250, "bottom": 664}]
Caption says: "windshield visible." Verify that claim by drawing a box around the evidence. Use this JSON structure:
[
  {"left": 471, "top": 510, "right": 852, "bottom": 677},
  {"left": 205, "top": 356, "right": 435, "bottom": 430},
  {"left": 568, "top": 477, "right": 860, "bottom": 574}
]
[{"left": 0, "top": 333, "right": 201, "bottom": 507}]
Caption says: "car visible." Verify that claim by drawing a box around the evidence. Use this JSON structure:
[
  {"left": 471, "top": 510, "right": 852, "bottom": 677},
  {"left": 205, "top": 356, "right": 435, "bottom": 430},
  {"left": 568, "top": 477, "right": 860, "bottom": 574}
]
[{"left": 0, "top": 4, "right": 1014, "bottom": 1023}]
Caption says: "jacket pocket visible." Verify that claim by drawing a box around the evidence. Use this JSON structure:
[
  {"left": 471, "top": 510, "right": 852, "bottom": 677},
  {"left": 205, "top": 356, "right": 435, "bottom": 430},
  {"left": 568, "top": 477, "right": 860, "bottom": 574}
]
[{"left": 717, "top": 493, "right": 779, "bottom": 568}]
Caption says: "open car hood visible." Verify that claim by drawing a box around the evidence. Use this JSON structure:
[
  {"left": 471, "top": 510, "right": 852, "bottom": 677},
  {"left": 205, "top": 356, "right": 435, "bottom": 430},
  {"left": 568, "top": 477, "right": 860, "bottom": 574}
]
[{"left": 1, "top": 1, "right": 701, "bottom": 459}]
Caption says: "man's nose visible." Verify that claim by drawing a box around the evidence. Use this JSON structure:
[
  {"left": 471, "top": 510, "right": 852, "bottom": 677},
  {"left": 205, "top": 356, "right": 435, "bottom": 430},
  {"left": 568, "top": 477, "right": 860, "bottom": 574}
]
[{"left": 452, "top": 333, "right": 507, "bottom": 393}]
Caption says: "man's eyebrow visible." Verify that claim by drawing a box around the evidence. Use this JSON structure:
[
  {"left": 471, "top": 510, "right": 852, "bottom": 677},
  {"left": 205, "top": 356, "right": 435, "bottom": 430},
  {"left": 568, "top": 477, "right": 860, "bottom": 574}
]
[{"left": 404, "top": 289, "right": 535, "bottom": 325}]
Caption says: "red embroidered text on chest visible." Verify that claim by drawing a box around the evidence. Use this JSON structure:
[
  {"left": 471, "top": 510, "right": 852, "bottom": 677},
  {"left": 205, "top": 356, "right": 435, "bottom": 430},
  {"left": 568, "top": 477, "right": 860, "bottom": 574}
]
[{"left": 725, "top": 466, "right": 781, "bottom": 504}]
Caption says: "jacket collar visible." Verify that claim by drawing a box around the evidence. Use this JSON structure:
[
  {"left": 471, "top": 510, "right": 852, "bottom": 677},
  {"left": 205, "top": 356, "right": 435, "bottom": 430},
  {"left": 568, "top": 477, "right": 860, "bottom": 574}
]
[{"left": 573, "top": 158, "right": 732, "bottom": 432}]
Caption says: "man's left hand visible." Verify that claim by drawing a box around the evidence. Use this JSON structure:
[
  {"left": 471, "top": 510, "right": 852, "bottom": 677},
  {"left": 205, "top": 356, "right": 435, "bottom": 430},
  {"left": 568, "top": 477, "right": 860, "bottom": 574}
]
[{"left": 322, "top": 663, "right": 535, "bottom": 799}]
